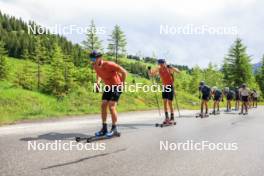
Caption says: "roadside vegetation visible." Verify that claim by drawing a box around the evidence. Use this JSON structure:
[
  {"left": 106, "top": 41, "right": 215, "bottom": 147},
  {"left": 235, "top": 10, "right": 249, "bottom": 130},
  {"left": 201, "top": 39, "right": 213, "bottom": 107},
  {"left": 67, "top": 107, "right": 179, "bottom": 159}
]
[{"left": 0, "top": 11, "right": 263, "bottom": 125}]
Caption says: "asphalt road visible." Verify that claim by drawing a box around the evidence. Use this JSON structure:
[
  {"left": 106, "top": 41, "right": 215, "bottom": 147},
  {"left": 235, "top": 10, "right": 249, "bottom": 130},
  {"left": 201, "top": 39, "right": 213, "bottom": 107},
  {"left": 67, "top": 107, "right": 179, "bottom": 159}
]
[{"left": 0, "top": 107, "right": 263, "bottom": 176}]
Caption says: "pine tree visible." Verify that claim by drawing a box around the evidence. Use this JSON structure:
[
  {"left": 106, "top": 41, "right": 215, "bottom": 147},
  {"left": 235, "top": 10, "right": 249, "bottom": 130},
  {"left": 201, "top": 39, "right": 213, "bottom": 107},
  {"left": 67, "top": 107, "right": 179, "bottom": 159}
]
[
  {"left": 46, "top": 44, "right": 66, "bottom": 99},
  {"left": 82, "top": 20, "right": 102, "bottom": 52},
  {"left": 222, "top": 38, "right": 253, "bottom": 87},
  {"left": 204, "top": 63, "right": 224, "bottom": 88},
  {"left": 33, "top": 38, "right": 46, "bottom": 90},
  {"left": 15, "top": 60, "right": 34, "bottom": 90},
  {"left": 0, "top": 40, "right": 8, "bottom": 80},
  {"left": 63, "top": 55, "right": 76, "bottom": 93},
  {"left": 21, "top": 48, "right": 30, "bottom": 59},
  {"left": 108, "top": 25, "right": 127, "bottom": 63},
  {"left": 189, "top": 66, "right": 203, "bottom": 94},
  {"left": 256, "top": 55, "right": 264, "bottom": 97},
  {"left": 222, "top": 60, "right": 232, "bottom": 85}
]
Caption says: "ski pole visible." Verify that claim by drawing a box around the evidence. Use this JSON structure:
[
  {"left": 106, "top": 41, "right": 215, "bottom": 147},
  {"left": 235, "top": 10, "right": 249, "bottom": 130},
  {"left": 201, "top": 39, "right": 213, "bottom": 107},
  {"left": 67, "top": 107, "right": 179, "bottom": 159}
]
[
  {"left": 148, "top": 67, "right": 161, "bottom": 117},
  {"left": 171, "top": 73, "right": 180, "bottom": 118},
  {"left": 154, "top": 79, "right": 161, "bottom": 117},
  {"left": 173, "top": 89, "right": 181, "bottom": 118}
]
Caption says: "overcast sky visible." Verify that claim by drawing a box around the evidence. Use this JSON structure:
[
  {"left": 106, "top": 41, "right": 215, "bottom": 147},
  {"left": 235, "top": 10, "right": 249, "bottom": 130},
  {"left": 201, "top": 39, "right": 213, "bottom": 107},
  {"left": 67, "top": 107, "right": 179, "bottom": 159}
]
[{"left": 0, "top": 0, "right": 263, "bottom": 67}]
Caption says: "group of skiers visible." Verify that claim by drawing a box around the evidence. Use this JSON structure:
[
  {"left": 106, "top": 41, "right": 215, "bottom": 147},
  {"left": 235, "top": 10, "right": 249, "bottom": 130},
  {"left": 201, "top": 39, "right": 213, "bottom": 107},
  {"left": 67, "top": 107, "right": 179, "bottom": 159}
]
[
  {"left": 89, "top": 50, "right": 259, "bottom": 137},
  {"left": 199, "top": 81, "right": 259, "bottom": 118}
]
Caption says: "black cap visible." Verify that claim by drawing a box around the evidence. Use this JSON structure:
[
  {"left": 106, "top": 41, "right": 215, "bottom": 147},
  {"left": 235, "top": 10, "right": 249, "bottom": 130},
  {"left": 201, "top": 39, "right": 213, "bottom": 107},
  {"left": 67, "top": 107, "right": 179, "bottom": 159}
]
[
  {"left": 157, "top": 59, "right": 165, "bottom": 64},
  {"left": 89, "top": 50, "right": 102, "bottom": 58},
  {"left": 200, "top": 81, "right": 205, "bottom": 86}
]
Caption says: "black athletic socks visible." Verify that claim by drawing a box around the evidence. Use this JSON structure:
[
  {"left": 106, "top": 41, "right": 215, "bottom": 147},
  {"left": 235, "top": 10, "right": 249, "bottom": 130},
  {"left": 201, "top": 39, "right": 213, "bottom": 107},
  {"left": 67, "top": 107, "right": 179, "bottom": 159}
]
[
  {"left": 111, "top": 124, "right": 117, "bottom": 131},
  {"left": 170, "top": 113, "right": 174, "bottom": 120},
  {"left": 165, "top": 112, "right": 169, "bottom": 119},
  {"left": 102, "top": 123, "right": 107, "bottom": 131}
]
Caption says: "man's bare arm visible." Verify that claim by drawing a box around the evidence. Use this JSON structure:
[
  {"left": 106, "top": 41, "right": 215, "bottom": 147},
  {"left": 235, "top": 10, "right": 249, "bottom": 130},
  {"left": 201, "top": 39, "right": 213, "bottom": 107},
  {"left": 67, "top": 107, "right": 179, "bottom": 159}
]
[
  {"left": 170, "top": 67, "right": 180, "bottom": 74},
  {"left": 94, "top": 75, "right": 101, "bottom": 92},
  {"left": 96, "top": 74, "right": 101, "bottom": 84},
  {"left": 117, "top": 65, "right": 128, "bottom": 83},
  {"left": 148, "top": 67, "right": 159, "bottom": 77}
]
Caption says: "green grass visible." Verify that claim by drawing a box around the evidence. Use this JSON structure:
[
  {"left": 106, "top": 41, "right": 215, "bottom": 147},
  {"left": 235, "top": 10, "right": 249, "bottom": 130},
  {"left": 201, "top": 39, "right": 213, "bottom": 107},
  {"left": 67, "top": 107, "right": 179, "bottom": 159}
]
[{"left": 0, "top": 80, "right": 202, "bottom": 125}]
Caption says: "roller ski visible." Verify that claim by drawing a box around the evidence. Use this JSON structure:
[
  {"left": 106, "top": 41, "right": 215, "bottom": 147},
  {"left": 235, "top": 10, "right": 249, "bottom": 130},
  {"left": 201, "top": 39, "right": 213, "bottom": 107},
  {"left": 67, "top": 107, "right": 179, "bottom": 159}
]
[
  {"left": 209, "top": 110, "right": 220, "bottom": 115},
  {"left": 239, "top": 112, "right": 248, "bottom": 116},
  {"left": 196, "top": 113, "right": 209, "bottom": 118},
  {"left": 75, "top": 125, "right": 121, "bottom": 143},
  {"left": 224, "top": 109, "right": 237, "bottom": 115},
  {"left": 75, "top": 136, "right": 91, "bottom": 142},
  {"left": 155, "top": 118, "right": 176, "bottom": 128},
  {"left": 75, "top": 132, "right": 121, "bottom": 143}
]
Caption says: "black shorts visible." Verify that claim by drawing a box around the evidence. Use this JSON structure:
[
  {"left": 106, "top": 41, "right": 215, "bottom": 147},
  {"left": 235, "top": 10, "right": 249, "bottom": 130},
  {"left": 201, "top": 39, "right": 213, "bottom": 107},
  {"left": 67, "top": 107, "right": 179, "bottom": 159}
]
[
  {"left": 227, "top": 95, "right": 233, "bottom": 101},
  {"left": 214, "top": 96, "right": 221, "bottom": 101},
  {"left": 202, "top": 94, "right": 210, "bottom": 101},
  {"left": 253, "top": 97, "right": 258, "bottom": 101},
  {"left": 241, "top": 96, "right": 248, "bottom": 102},
  {"left": 162, "top": 85, "right": 174, "bottom": 101},
  {"left": 235, "top": 95, "right": 240, "bottom": 101},
  {"left": 102, "top": 86, "right": 122, "bottom": 102}
]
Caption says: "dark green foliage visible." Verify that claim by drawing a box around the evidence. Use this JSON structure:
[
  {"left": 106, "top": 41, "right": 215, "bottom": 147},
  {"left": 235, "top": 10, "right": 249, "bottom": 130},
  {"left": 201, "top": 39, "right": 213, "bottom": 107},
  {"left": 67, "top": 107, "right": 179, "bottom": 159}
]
[
  {"left": 44, "top": 44, "right": 79, "bottom": 99},
  {"left": 203, "top": 63, "right": 224, "bottom": 88},
  {"left": 14, "top": 60, "right": 34, "bottom": 90},
  {"left": 82, "top": 20, "right": 102, "bottom": 52},
  {"left": 21, "top": 48, "right": 30, "bottom": 59},
  {"left": 189, "top": 66, "right": 203, "bottom": 94},
  {"left": 222, "top": 38, "right": 253, "bottom": 87},
  {"left": 75, "top": 67, "right": 93, "bottom": 86},
  {"left": 0, "top": 40, "right": 8, "bottom": 80},
  {"left": 127, "top": 55, "right": 141, "bottom": 61},
  {"left": 171, "top": 64, "right": 191, "bottom": 73},
  {"left": 33, "top": 37, "right": 45, "bottom": 90},
  {"left": 256, "top": 55, "right": 264, "bottom": 98},
  {"left": 63, "top": 55, "right": 76, "bottom": 93},
  {"left": 0, "top": 11, "right": 86, "bottom": 66},
  {"left": 129, "top": 61, "right": 149, "bottom": 78},
  {"left": 108, "top": 25, "right": 127, "bottom": 63},
  {"left": 45, "top": 45, "right": 67, "bottom": 99},
  {"left": 143, "top": 56, "right": 157, "bottom": 64},
  {"left": 106, "top": 56, "right": 149, "bottom": 78}
]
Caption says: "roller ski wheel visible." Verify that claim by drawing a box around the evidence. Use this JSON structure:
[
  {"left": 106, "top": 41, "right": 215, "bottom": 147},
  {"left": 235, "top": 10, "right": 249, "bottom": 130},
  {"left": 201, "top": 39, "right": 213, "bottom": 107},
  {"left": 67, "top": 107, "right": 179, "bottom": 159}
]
[{"left": 75, "top": 137, "right": 81, "bottom": 142}]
